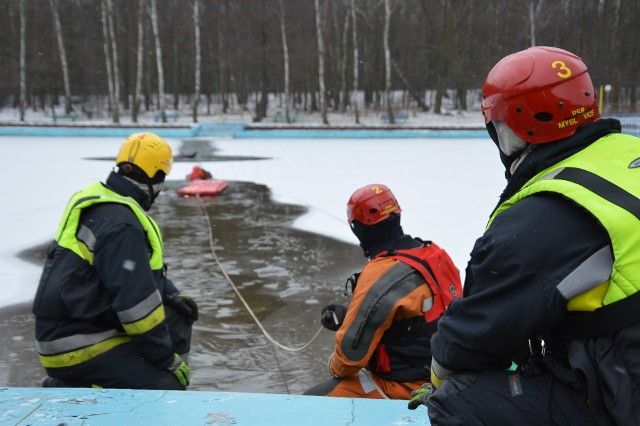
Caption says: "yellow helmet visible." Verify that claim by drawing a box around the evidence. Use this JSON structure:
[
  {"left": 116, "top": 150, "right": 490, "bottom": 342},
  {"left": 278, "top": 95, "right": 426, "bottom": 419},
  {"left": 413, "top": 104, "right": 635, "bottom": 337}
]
[{"left": 116, "top": 132, "right": 173, "bottom": 178}]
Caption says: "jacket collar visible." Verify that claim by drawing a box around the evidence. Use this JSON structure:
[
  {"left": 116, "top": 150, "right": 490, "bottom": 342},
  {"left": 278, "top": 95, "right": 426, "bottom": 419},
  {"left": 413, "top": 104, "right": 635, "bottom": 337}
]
[
  {"left": 105, "top": 171, "right": 150, "bottom": 208},
  {"left": 494, "top": 118, "right": 622, "bottom": 211}
]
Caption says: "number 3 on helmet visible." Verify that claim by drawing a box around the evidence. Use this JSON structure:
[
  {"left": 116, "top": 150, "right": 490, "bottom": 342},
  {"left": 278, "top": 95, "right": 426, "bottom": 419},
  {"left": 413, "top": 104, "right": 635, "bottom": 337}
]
[{"left": 481, "top": 46, "right": 600, "bottom": 144}]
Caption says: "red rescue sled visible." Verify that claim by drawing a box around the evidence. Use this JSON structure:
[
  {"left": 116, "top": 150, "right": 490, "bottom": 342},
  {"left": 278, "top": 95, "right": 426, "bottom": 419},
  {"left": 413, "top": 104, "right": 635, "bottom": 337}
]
[{"left": 177, "top": 180, "right": 229, "bottom": 197}]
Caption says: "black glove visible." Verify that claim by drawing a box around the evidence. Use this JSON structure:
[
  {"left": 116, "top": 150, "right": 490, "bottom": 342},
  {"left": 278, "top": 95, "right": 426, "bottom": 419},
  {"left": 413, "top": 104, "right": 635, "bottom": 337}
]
[
  {"left": 321, "top": 304, "right": 348, "bottom": 331},
  {"left": 166, "top": 294, "right": 199, "bottom": 324}
]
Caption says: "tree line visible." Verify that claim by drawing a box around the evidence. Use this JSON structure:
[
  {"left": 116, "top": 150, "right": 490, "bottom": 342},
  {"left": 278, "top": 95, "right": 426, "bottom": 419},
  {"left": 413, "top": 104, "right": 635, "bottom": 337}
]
[{"left": 2, "top": 0, "right": 639, "bottom": 124}]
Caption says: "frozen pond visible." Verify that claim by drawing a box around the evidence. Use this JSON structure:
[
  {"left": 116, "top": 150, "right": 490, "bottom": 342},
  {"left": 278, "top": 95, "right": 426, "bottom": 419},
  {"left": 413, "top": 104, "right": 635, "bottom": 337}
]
[{"left": 0, "top": 132, "right": 504, "bottom": 394}]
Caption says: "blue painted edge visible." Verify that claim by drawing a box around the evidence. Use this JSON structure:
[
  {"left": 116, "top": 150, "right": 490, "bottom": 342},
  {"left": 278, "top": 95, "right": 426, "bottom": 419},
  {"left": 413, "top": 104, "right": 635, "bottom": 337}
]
[
  {"left": 0, "top": 387, "right": 430, "bottom": 425},
  {"left": 0, "top": 125, "right": 487, "bottom": 139},
  {"left": 234, "top": 129, "right": 487, "bottom": 139},
  {"left": 0, "top": 126, "right": 193, "bottom": 138}
]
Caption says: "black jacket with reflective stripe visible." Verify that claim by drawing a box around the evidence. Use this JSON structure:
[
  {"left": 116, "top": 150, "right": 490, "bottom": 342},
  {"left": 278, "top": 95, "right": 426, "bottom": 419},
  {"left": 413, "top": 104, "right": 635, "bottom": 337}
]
[
  {"left": 431, "top": 119, "right": 640, "bottom": 423},
  {"left": 33, "top": 172, "right": 179, "bottom": 370}
]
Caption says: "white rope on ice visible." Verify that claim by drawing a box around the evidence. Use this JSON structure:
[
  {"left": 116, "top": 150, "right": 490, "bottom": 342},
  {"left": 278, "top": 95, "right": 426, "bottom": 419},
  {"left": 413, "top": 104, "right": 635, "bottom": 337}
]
[{"left": 196, "top": 194, "right": 325, "bottom": 352}]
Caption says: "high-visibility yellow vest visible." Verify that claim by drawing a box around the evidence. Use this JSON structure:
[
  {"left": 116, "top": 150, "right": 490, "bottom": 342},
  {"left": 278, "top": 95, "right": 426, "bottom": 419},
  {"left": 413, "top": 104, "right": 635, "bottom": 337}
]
[
  {"left": 55, "top": 182, "right": 164, "bottom": 268},
  {"left": 488, "top": 133, "right": 640, "bottom": 311}
]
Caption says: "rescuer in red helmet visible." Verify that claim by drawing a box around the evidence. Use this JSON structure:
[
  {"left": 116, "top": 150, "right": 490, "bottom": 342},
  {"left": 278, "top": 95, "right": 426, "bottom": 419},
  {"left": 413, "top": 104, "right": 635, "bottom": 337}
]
[
  {"left": 410, "top": 47, "right": 640, "bottom": 425},
  {"left": 304, "top": 184, "right": 461, "bottom": 400}
]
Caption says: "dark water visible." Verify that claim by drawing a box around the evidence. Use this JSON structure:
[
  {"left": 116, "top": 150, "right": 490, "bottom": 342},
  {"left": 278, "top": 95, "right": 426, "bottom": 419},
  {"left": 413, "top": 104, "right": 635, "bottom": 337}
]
[{"left": 0, "top": 139, "right": 363, "bottom": 394}]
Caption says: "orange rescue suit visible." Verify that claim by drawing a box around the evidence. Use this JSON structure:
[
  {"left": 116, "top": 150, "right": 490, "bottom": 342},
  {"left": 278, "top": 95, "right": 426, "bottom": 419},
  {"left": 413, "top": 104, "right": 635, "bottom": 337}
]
[{"left": 329, "top": 255, "right": 438, "bottom": 399}]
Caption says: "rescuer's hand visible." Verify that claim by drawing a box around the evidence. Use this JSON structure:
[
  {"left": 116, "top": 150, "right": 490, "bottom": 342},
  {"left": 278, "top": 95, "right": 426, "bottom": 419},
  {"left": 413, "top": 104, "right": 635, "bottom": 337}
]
[
  {"left": 167, "top": 294, "right": 199, "bottom": 324},
  {"left": 407, "top": 383, "right": 434, "bottom": 410},
  {"left": 320, "top": 304, "right": 347, "bottom": 331},
  {"left": 167, "top": 354, "right": 191, "bottom": 387}
]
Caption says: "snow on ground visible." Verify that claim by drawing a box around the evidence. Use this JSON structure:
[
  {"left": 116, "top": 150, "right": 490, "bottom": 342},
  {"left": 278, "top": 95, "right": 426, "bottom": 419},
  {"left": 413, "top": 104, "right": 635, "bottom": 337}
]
[
  {"left": 0, "top": 107, "right": 486, "bottom": 129},
  {"left": 0, "top": 109, "right": 505, "bottom": 309}
]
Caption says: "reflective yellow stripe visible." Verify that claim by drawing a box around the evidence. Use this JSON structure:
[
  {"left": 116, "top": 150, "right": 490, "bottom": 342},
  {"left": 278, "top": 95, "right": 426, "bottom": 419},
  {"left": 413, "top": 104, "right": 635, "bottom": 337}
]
[
  {"left": 78, "top": 240, "right": 95, "bottom": 265},
  {"left": 117, "top": 291, "right": 163, "bottom": 324},
  {"left": 568, "top": 281, "right": 609, "bottom": 311},
  {"left": 121, "top": 304, "right": 165, "bottom": 335},
  {"left": 39, "top": 336, "right": 131, "bottom": 368}
]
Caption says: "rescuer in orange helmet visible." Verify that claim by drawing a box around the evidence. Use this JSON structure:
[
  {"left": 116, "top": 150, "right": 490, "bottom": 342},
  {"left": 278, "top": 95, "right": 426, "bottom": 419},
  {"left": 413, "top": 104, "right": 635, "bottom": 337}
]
[{"left": 304, "top": 184, "right": 461, "bottom": 400}]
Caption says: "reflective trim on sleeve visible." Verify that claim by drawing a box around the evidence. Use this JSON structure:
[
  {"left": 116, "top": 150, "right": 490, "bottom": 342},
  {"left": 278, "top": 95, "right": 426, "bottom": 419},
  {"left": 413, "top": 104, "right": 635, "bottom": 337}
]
[
  {"left": 36, "top": 329, "right": 126, "bottom": 355},
  {"left": 422, "top": 297, "right": 433, "bottom": 313},
  {"left": 358, "top": 370, "right": 389, "bottom": 398},
  {"left": 77, "top": 224, "right": 97, "bottom": 252},
  {"left": 37, "top": 335, "right": 131, "bottom": 368},
  {"left": 431, "top": 358, "right": 453, "bottom": 385},
  {"left": 117, "top": 290, "right": 163, "bottom": 324},
  {"left": 556, "top": 245, "right": 613, "bottom": 299},
  {"left": 121, "top": 303, "right": 166, "bottom": 335}
]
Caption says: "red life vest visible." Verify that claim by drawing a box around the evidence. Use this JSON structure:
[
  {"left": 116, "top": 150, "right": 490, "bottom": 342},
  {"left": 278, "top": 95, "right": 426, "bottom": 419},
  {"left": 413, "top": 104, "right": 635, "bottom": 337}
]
[{"left": 376, "top": 241, "right": 462, "bottom": 323}]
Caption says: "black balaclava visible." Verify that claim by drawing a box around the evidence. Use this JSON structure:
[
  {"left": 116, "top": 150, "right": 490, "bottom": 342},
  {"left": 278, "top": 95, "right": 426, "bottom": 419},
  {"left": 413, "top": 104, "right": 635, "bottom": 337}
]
[
  {"left": 116, "top": 163, "right": 165, "bottom": 211},
  {"left": 351, "top": 213, "right": 405, "bottom": 258}
]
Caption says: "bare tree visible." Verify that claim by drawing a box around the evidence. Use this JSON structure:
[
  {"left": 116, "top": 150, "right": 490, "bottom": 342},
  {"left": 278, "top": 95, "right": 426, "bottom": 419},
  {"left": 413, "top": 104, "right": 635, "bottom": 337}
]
[
  {"left": 149, "top": 0, "right": 166, "bottom": 122},
  {"left": 107, "top": 0, "right": 120, "bottom": 123},
  {"left": 132, "top": 0, "right": 145, "bottom": 123},
  {"left": 101, "top": 0, "right": 117, "bottom": 122},
  {"left": 278, "top": 0, "right": 292, "bottom": 122},
  {"left": 528, "top": 0, "right": 535, "bottom": 46},
  {"left": 193, "top": 0, "right": 201, "bottom": 122},
  {"left": 216, "top": 0, "right": 229, "bottom": 114},
  {"left": 49, "top": 0, "right": 72, "bottom": 114},
  {"left": 339, "top": 10, "right": 350, "bottom": 113},
  {"left": 433, "top": 0, "right": 452, "bottom": 114},
  {"left": 609, "top": 0, "right": 622, "bottom": 109},
  {"left": 19, "top": 0, "right": 26, "bottom": 121},
  {"left": 383, "top": 0, "right": 394, "bottom": 123},
  {"left": 528, "top": 0, "right": 547, "bottom": 46},
  {"left": 350, "top": 0, "right": 360, "bottom": 123},
  {"left": 391, "top": 58, "right": 429, "bottom": 111},
  {"left": 314, "top": 0, "right": 329, "bottom": 124}
]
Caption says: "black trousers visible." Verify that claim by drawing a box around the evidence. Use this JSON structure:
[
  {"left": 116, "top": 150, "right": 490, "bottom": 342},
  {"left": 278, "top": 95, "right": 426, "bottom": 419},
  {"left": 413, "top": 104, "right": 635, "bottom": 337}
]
[
  {"left": 44, "top": 305, "right": 193, "bottom": 390},
  {"left": 425, "top": 369, "right": 597, "bottom": 426}
]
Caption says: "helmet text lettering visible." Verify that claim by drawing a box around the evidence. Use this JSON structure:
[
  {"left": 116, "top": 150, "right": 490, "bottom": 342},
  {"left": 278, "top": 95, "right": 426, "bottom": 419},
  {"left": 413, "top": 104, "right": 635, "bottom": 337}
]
[{"left": 558, "top": 118, "right": 579, "bottom": 129}]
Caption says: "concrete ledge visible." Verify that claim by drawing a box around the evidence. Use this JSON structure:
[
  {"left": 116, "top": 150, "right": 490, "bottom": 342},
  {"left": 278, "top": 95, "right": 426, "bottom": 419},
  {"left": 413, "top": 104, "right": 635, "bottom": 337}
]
[{"left": 0, "top": 387, "right": 430, "bottom": 425}]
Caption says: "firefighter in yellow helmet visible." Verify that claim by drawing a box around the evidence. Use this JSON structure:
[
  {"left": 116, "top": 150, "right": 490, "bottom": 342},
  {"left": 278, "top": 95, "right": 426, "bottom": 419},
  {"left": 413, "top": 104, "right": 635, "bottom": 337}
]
[{"left": 33, "top": 132, "right": 198, "bottom": 390}]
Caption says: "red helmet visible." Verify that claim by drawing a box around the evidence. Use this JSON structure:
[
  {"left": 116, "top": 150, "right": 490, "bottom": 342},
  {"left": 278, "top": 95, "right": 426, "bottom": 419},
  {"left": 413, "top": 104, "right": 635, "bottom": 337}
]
[
  {"left": 481, "top": 46, "right": 600, "bottom": 144},
  {"left": 347, "top": 184, "right": 401, "bottom": 225}
]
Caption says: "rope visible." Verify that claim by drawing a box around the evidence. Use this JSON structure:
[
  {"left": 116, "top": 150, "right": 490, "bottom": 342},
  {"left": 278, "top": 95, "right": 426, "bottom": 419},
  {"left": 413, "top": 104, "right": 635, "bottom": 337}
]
[{"left": 196, "top": 194, "right": 325, "bottom": 352}]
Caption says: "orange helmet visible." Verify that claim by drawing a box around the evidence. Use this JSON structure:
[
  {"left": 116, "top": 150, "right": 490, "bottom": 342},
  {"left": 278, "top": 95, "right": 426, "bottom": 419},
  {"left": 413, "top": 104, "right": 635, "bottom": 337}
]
[
  {"left": 347, "top": 184, "right": 401, "bottom": 225},
  {"left": 481, "top": 46, "right": 599, "bottom": 144}
]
